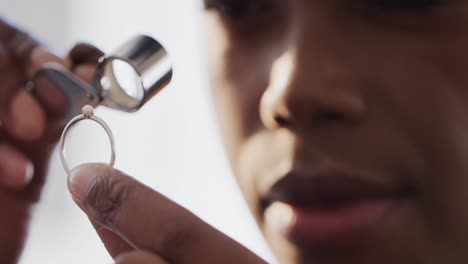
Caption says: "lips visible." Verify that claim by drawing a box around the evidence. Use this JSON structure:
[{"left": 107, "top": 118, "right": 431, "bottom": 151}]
[{"left": 261, "top": 167, "right": 414, "bottom": 248}]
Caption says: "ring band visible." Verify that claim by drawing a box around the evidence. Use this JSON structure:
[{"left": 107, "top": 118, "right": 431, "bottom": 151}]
[{"left": 59, "top": 105, "right": 116, "bottom": 175}]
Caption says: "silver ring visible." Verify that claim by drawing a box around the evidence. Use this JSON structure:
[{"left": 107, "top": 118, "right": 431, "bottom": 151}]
[{"left": 59, "top": 105, "right": 115, "bottom": 175}]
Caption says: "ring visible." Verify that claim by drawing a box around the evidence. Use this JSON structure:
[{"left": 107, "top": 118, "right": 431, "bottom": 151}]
[{"left": 59, "top": 105, "right": 116, "bottom": 175}]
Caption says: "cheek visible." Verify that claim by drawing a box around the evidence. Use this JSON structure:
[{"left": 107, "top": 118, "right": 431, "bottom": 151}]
[
  {"left": 408, "top": 90, "right": 468, "bottom": 247},
  {"left": 207, "top": 54, "right": 270, "bottom": 208},
  {"left": 368, "top": 33, "right": 468, "bottom": 241},
  {"left": 203, "top": 16, "right": 280, "bottom": 158},
  {"left": 203, "top": 16, "right": 288, "bottom": 212}
]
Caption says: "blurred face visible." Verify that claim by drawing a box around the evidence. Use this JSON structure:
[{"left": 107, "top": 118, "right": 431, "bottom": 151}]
[{"left": 203, "top": 0, "right": 468, "bottom": 263}]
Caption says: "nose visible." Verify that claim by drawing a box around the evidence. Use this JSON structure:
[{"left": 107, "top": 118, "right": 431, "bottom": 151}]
[{"left": 260, "top": 25, "right": 366, "bottom": 131}]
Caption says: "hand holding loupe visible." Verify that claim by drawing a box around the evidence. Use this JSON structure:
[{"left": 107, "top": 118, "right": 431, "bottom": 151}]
[
  {"left": 33, "top": 35, "right": 172, "bottom": 127},
  {"left": 31, "top": 35, "right": 172, "bottom": 173}
]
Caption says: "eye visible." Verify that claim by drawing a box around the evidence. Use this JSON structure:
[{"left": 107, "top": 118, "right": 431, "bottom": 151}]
[
  {"left": 367, "top": 0, "right": 445, "bottom": 11},
  {"left": 361, "top": 0, "right": 456, "bottom": 31},
  {"left": 204, "top": 0, "right": 273, "bottom": 21},
  {"left": 205, "top": 0, "right": 247, "bottom": 19}
]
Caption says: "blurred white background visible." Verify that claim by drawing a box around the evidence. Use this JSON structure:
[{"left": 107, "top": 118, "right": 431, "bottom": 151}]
[{"left": 0, "top": 1, "right": 275, "bottom": 263}]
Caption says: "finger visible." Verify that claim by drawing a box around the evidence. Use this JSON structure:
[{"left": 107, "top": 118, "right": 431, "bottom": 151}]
[
  {"left": 68, "top": 164, "right": 266, "bottom": 264},
  {"left": 0, "top": 45, "right": 23, "bottom": 114},
  {"left": 66, "top": 43, "right": 102, "bottom": 84},
  {"left": 3, "top": 90, "right": 46, "bottom": 141},
  {"left": 0, "top": 19, "right": 60, "bottom": 117},
  {"left": 67, "top": 42, "right": 104, "bottom": 70},
  {"left": 74, "top": 64, "right": 97, "bottom": 84},
  {"left": 0, "top": 144, "right": 34, "bottom": 190},
  {"left": 0, "top": 18, "right": 63, "bottom": 78},
  {"left": 90, "top": 220, "right": 134, "bottom": 259},
  {"left": 0, "top": 18, "right": 38, "bottom": 70},
  {"left": 115, "top": 251, "right": 168, "bottom": 264},
  {"left": 27, "top": 46, "right": 62, "bottom": 78},
  {"left": 0, "top": 19, "right": 64, "bottom": 128}
]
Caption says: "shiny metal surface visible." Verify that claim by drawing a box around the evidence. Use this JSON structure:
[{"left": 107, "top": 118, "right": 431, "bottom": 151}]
[
  {"left": 93, "top": 35, "right": 173, "bottom": 112},
  {"left": 33, "top": 35, "right": 172, "bottom": 126},
  {"left": 59, "top": 105, "right": 116, "bottom": 175}
]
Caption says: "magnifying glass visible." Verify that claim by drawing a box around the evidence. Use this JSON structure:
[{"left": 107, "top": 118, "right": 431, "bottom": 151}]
[{"left": 32, "top": 35, "right": 172, "bottom": 127}]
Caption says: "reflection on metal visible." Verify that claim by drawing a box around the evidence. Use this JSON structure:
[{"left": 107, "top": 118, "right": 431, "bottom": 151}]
[{"left": 33, "top": 35, "right": 173, "bottom": 126}]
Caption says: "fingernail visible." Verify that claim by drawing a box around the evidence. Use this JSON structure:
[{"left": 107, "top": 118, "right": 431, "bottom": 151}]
[
  {"left": 69, "top": 165, "right": 100, "bottom": 201},
  {"left": 24, "top": 162, "right": 34, "bottom": 185},
  {"left": 0, "top": 144, "right": 33, "bottom": 190}
]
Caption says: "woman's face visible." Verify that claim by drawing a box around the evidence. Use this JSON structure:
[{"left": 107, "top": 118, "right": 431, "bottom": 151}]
[{"left": 203, "top": 1, "right": 468, "bottom": 263}]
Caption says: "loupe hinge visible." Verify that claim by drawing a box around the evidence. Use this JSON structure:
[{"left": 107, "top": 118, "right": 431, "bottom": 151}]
[{"left": 32, "top": 63, "right": 102, "bottom": 127}]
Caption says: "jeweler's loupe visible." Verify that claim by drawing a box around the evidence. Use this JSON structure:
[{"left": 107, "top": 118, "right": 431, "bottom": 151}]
[{"left": 32, "top": 35, "right": 172, "bottom": 126}]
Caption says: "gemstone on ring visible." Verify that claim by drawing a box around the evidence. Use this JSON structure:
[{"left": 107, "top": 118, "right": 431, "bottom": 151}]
[{"left": 59, "top": 105, "right": 116, "bottom": 175}]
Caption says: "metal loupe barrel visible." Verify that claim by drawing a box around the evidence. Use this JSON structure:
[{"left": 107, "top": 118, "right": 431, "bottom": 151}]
[{"left": 94, "top": 35, "right": 173, "bottom": 112}]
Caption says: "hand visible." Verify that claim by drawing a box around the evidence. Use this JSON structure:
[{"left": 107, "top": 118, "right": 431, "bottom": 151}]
[
  {"left": 0, "top": 18, "right": 102, "bottom": 263},
  {"left": 68, "top": 164, "right": 267, "bottom": 264}
]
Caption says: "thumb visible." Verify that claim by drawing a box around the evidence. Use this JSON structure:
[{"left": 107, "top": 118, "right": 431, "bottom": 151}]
[{"left": 67, "top": 163, "right": 267, "bottom": 264}]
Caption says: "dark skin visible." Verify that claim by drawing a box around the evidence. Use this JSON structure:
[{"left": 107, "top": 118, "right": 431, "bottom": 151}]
[
  {"left": 205, "top": 0, "right": 468, "bottom": 263},
  {"left": 3, "top": 0, "right": 468, "bottom": 263},
  {"left": 0, "top": 20, "right": 95, "bottom": 263}
]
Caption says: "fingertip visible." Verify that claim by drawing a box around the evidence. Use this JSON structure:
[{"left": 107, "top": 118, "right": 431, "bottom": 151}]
[
  {"left": 68, "top": 163, "right": 114, "bottom": 201},
  {"left": 0, "top": 144, "right": 34, "bottom": 190},
  {"left": 27, "top": 46, "right": 62, "bottom": 78},
  {"left": 67, "top": 42, "right": 104, "bottom": 70}
]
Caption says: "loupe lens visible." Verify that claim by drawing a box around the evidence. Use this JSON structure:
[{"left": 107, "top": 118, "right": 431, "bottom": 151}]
[
  {"left": 99, "top": 58, "right": 145, "bottom": 111},
  {"left": 109, "top": 59, "right": 144, "bottom": 101},
  {"left": 94, "top": 35, "right": 172, "bottom": 112}
]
